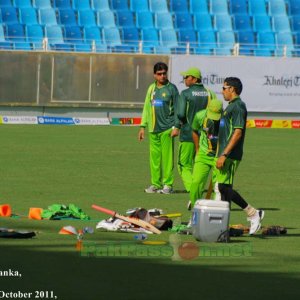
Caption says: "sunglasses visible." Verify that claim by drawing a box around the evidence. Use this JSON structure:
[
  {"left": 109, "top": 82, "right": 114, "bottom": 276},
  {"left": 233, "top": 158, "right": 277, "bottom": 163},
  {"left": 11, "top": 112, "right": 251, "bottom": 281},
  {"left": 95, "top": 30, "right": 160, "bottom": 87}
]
[
  {"left": 222, "top": 86, "right": 231, "bottom": 91},
  {"left": 156, "top": 72, "right": 167, "bottom": 76}
]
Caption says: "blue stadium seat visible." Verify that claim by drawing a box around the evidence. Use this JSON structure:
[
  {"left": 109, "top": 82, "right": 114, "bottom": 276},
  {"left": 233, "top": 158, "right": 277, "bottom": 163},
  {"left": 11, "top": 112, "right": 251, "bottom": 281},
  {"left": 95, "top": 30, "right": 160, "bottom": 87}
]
[
  {"left": 1, "top": 7, "right": 19, "bottom": 24},
  {"left": 237, "top": 31, "right": 256, "bottom": 55},
  {"left": 216, "top": 31, "right": 235, "bottom": 55},
  {"left": 288, "top": 0, "right": 300, "bottom": 16},
  {"left": 294, "top": 32, "right": 300, "bottom": 46},
  {"left": 39, "top": 8, "right": 58, "bottom": 25},
  {"left": 229, "top": 0, "right": 248, "bottom": 15},
  {"left": 253, "top": 15, "right": 272, "bottom": 32},
  {"left": 58, "top": 8, "right": 77, "bottom": 26},
  {"left": 33, "top": 0, "right": 52, "bottom": 9},
  {"left": 116, "top": 11, "right": 135, "bottom": 28},
  {"left": 19, "top": 7, "right": 39, "bottom": 25},
  {"left": 268, "top": 0, "right": 287, "bottom": 16},
  {"left": 0, "top": 0, "right": 13, "bottom": 7},
  {"left": 53, "top": 0, "right": 71, "bottom": 9},
  {"left": 233, "top": 14, "right": 253, "bottom": 31},
  {"left": 160, "top": 28, "right": 178, "bottom": 48},
  {"left": 149, "top": 0, "right": 168, "bottom": 13},
  {"left": 26, "top": 24, "right": 44, "bottom": 45},
  {"left": 153, "top": 45, "right": 171, "bottom": 54},
  {"left": 74, "top": 43, "right": 92, "bottom": 52},
  {"left": 141, "top": 27, "right": 159, "bottom": 46},
  {"left": 210, "top": 0, "right": 229, "bottom": 15},
  {"left": 130, "top": 0, "right": 149, "bottom": 12},
  {"left": 14, "top": 42, "right": 32, "bottom": 50},
  {"left": 0, "top": 24, "right": 5, "bottom": 41},
  {"left": 78, "top": 10, "right": 97, "bottom": 27},
  {"left": 194, "top": 14, "right": 213, "bottom": 32},
  {"left": 197, "top": 30, "right": 216, "bottom": 55},
  {"left": 97, "top": 10, "right": 116, "bottom": 27},
  {"left": 155, "top": 12, "right": 174, "bottom": 30},
  {"left": 111, "top": 0, "right": 129, "bottom": 11},
  {"left": 136, "top": 11, "right": 154, "bottom": 29},
  {"left": 102, "top": 27, "right": 122, "bottom": 46},
  {"left": 0, "top": 42, "right": 12, "bottom": 49},
  {"left": 121, "top": 27, "right": 139, "bottom": 46},
  {"left": 256, "top": 31, "right": 276, "bottom": 55},
  {"left": 5, "top": 24, "right": 26, "bottom": 41},
  {"left": 72, "top": 0, "right": 91, "bottom": 11},
  {"left": 248, "top": 0, "right": 268, "bottom": 16},
  {"left": 45, "top": 25, "right": 64, "bottom": 44},
  {"left": 174, "top": 12, "right": 193, "bottom": 29},
  {"left": 178, "top": 28, "right": 197, "bottom": 48},
  {"left": 64, "top": 25, "right": 82, "bottom": 44},
  {"left": 51, "top": 43, "right": 73, "bottom": 51},
  {"left": 92, "top": 0, "right": 110, "bottom": 11},
  {"left": 190, "top": 0, "right": 209, "bottom": 14},
  {"left": 170, "top": 0, "right": 188, "bottom": 13},
  {"left": 291, "top": 15, "right": 300, "bottom": 32},
  {"left": 272, "top": 15, "right": 291, "bottom": 32},
  {"left": 13, "top": 0, "right": 32, "bottom": 8},
  {"left": 214, "top": 14, "right": 233, "bottom": 32},
  {"left": 84, "top": 26, "right": 104, "bottom": 45},
  {"left": 276, "top": 31, "right": 294, "bottom": 55}
]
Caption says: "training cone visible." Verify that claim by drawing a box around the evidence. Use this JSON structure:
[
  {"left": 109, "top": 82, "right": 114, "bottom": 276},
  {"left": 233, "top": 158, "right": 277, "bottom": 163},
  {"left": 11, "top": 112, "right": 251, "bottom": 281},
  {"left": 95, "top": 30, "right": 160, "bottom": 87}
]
[
  {"left": 0, "top": 204, "right": 12, "bottom": 217},
  {"left": 28, "top": 207, "right": 43, "bottom": 220}
]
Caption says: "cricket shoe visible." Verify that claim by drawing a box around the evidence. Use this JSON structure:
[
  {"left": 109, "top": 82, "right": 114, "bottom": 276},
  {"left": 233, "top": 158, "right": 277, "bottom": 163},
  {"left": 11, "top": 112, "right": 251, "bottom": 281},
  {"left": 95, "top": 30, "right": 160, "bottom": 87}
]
[
  {"left": 248, "top": 210, "right": 265, "bottom": 235},
  {"left": 187, "top": 201, "right": 192, "bottom": 211},
  {"left": 144, "top": 185, "right": 160, "bottom": 193},
  {"left": 158, "top": 185, "right": 173, "bottom": 194}
]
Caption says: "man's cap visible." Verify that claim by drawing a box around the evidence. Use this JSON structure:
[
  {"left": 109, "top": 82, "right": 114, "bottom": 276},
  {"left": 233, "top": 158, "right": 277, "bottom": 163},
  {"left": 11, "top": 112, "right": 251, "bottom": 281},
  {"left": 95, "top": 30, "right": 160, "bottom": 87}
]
[
  {"left": 207, "top": 99, "right": 223, "bottom": 121},
  {"left": 180, "top": 67, "right": 201, "bottom": 79}
]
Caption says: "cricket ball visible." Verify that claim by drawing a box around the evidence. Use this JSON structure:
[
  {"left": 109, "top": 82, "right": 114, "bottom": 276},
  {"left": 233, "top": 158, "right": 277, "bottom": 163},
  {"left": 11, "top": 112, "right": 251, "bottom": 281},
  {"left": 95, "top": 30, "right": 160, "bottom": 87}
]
[{"left": 178, "top": 242, "right": 199, "bottom": 260}]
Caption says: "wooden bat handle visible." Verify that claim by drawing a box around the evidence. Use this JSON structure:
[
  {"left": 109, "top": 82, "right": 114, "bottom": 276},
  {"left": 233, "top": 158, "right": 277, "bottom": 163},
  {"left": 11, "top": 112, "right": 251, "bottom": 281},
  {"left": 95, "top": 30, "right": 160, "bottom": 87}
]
[{"left": 92, "top": 204, "right": 115, "bottom": 217}]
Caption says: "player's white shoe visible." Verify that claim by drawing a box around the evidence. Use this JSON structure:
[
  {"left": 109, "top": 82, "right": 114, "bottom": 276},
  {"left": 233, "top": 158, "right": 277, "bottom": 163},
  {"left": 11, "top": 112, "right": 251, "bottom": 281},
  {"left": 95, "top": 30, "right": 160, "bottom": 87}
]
[
  {"left": 144, "top": 185, "right": 160, "bottom": 193},
  {"left": 248, "top": 210, "right": 265, "bottom": 235},
  {"left": 159, "top": 185, "right": 173, "bottom": 194}
]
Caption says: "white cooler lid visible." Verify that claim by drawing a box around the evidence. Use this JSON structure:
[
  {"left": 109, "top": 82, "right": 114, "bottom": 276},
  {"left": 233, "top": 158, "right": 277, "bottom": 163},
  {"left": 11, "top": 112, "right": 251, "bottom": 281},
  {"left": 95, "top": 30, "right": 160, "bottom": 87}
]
[{"left": 194, "top": 199, "right": 229, "bottom": 208}]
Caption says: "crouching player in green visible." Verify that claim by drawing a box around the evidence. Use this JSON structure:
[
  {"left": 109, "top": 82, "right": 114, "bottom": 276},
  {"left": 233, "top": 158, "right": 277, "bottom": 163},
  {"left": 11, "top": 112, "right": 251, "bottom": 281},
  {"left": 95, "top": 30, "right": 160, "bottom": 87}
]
[
  {"left": 216, "top": 77, "right": 264, "bottom": 235},
  {"left": 188, "top": 99, "right": 223, "bottom": 210},
  {"left": 138, "top": 62, "right": 180, "bottom": 194},
  {"left": 177, "top": 67, "right": 217, "bottom": 193}
]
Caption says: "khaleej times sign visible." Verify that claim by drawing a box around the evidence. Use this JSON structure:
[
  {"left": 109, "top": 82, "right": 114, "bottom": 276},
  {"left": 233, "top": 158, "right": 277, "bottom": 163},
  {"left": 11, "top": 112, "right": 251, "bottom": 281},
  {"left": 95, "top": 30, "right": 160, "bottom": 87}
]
[{"left": 171, "top": 56, "right": 300, "bottom": 113}]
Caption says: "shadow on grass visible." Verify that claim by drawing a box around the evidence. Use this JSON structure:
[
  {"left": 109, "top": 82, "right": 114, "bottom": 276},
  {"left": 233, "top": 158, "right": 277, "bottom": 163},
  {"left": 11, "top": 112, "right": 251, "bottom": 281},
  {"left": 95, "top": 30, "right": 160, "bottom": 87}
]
[{"left": 0, "top": 243, "right": 298, "bottom": 300}]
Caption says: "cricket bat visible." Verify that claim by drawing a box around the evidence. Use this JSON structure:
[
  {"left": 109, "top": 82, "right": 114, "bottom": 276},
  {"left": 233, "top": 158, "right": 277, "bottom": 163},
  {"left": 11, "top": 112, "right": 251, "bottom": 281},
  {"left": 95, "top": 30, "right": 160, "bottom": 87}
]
[
  {"left": 205, "top": 179, "right": 213, "bottom": 199},
  {"left": 92, "top": 204, "right": 161, "bottom": 234}
]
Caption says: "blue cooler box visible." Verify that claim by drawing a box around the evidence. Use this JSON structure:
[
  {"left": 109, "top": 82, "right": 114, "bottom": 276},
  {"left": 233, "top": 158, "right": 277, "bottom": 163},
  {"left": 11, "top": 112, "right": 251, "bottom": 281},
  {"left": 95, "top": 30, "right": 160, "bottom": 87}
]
[{"left": 192, "top": 200, "right": 230, "bottom": 242}]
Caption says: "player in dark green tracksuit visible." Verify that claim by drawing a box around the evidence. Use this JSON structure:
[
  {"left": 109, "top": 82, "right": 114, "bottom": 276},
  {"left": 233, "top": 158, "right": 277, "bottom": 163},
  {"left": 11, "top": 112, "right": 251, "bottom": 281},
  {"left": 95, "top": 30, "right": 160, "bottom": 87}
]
[
  {"left": 138, "top": 62, "right": 180, "bottom": 194},
  {"left": 177, "top": 67, "right": 217, "bottom": 192},
  {"left": 216, "top": 77, "right": 264, "bottom": 235}
]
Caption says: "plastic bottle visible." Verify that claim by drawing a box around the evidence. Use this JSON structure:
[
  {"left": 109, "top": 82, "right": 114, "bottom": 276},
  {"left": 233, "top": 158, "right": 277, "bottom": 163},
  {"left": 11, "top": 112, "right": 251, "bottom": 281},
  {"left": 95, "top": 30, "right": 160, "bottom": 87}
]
[{"left": 134, "top": 233, "right": 148, "bottom": 241}]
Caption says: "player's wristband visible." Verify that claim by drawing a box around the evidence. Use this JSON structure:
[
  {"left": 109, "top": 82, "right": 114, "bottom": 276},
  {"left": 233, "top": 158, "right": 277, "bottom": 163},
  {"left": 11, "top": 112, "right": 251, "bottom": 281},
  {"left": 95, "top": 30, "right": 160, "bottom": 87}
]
[{"left": 221, "top": 153, "right": 228, "bottom": 157}]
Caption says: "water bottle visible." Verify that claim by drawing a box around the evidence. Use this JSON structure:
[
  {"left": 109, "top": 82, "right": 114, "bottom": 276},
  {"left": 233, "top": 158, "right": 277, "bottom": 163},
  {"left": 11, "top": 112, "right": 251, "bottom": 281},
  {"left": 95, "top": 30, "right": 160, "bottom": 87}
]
[{"left": 134, "top": 233, "right": 147, "bottom": 241}]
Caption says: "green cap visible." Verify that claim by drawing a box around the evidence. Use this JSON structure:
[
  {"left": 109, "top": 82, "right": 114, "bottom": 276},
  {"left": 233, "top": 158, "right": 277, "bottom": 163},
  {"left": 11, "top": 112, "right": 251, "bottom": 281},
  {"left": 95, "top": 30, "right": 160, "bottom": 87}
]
[
  {"left": 180, "top": 67, "right": 201, "bottom": 79},
  {"left": 207, "top": 99, "right": 223, "bottom": 121}
]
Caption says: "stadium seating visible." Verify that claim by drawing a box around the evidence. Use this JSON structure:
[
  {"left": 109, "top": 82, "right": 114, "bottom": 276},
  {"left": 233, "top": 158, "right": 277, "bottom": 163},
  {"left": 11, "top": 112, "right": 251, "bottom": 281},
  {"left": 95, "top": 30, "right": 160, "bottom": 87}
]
[{"left": 0, "top": 0, "right": 298, "bottom": 56}]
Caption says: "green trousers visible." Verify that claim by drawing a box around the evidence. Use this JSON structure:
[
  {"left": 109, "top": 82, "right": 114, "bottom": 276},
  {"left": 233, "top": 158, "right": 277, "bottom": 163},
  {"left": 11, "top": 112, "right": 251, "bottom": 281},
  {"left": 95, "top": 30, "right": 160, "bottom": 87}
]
[
  {"left": 149, "top": 128, "right": 174, "bottom": 188},
  {"left": 177, "top": 141, "right": 195, "bottom": 192},
  {"left": 189, "top": 153, "right": 217, "bottom": 207}
]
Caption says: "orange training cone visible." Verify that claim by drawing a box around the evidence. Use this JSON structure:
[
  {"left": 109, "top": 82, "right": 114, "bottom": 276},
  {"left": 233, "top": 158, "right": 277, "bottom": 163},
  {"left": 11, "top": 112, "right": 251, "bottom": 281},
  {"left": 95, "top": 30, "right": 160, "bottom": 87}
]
[
  {"left": 28, "top": 207, "right": 43, "bottom": 220},
  {"left": 0, "top": 204, "right": 12, "bottom": 217}
]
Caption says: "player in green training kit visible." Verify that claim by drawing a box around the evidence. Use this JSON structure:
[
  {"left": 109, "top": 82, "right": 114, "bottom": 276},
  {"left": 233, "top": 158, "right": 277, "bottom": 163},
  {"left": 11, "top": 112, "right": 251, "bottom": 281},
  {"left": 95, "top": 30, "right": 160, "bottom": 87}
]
[
  {"left": 188, "top": 99, "right": 223, "bottom": 209},
  {"left": 216, "top": 77, "right": 265, "bottom": 235},
  {"left": 177, "top": 67, "right": 217, "bottom": 192},
  {"left": 138, "top": 62, "right": 180, "bottom": 194}
]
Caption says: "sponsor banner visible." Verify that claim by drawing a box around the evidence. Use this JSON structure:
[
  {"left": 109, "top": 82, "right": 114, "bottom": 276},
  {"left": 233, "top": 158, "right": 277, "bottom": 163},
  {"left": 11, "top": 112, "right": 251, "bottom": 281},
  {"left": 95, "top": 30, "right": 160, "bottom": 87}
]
[
  {"left": 1, "top": 116, "right": 38, "bottom": 124},
  {"left": 73, "top": 117, "right": 110, "bottom": 125},
  {"left": 271, "top": 120, "right": 292, "bottom": 128},
  {"left": 111, "top": 117, "right": 142, "bottom": 125},
  {"left": 254, "top": 120, "right": 273, "bottom": 128},
  {"left": 246, "top": 120, "right": 256, "bottom": 128},
  {"left": 292, "top": 120, "right": 300, "bottom": 128},
  {"left": 170, "top": 56, "right": 300, "bottom": 113},
  {"left": 38, "top": 116, "right": 75, "bottom": 125}
]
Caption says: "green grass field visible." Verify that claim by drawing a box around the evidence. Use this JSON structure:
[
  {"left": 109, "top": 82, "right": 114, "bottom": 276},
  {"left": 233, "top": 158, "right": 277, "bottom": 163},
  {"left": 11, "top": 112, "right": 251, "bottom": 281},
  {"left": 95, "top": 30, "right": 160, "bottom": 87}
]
[{"left": 0, "top": 125, "right": 299, "bottom": 300}]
